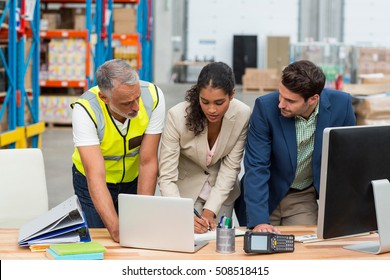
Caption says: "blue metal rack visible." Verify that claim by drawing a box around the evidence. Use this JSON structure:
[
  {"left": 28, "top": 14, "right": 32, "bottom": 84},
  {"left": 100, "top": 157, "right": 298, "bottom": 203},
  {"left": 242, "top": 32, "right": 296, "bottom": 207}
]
[
  {"left": 18, "top": 0, "right": 42, "bottom": 148},
  {"left": 0, "top": 0, "right": 150, "bottom": 145},
  {"left": 0, "top": 0, "right": 17, "bottom": 136},
  {"left": 40, "top": 0, "right": 93, "bottom": 89},
  {"left": 93, "top": 0, "right": 106, "bottom": 79},
  {"left": 0, "top": 0, "right": 43, "bottom": 148},
  {"left": 93, "top": 0, "right": 151, "bottom": 83},
  {"left": 137, "top": 0, "right": 152, "bottom": 82}
]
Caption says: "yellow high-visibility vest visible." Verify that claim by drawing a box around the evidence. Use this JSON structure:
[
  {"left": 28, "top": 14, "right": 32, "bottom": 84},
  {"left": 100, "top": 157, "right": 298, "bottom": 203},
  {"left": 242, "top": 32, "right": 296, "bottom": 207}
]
[{"left": 72, "top": 81, "right": 158, "bottom": 183}]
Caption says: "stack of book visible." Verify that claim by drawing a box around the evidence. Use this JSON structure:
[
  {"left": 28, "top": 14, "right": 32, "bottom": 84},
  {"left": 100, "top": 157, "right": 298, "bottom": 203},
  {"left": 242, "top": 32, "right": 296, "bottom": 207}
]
[{"left": 45, "top": 241, "right": 107, "bottom": 260}]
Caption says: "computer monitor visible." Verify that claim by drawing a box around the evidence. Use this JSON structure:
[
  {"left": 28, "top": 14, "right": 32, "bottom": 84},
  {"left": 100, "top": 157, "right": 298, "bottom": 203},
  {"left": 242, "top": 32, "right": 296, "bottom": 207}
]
[{"left": 317, "top": 124, "right": 390, "bottom": 254}]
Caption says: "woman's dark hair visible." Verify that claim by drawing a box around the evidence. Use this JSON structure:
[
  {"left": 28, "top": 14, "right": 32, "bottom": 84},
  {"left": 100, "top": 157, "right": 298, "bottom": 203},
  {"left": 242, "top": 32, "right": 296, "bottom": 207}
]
[
  {"left": 281, "top": 60, "right": 326, "bottom": 101},
  {"left": 184, "top": 61, "right": 235, "bottom": 136}
]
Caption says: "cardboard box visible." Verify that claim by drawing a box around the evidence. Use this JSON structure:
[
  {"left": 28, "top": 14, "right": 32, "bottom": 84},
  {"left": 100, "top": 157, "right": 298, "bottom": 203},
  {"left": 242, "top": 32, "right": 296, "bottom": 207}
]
[
  {"left": 242, "top": 68, "right": 280, "bottom": 92},
  {"left": 354, "top": 96, "right": 390, "bottom": 119},
  {"left": 42, "top": 8, "right": 85, "bottom": 30},
  {"left": 74, "top": 15, "right": 86, "bottom": 31},
  {"left": 59, "top": 8, "right": 76, "bottom": 29},
  {"left": 356, "top": 117, "right": 390, "bottom": 126},
  {"left": 113, "top": 8, "right": 136, "bottom": 22},
  {"left": 361, "top": 75, "right": 390, "bottom": 84},
  {"left": 41, "top": 13, "right": 60, "bottom": 30},
  {"left": 114, "top": 21, "right": 136, "bottom": 34},
  {"left": 40, "top": 95, "right": 79, "bottom": 124},
  {"left": 342, "top": 83, "right": 390, "bottom": 96},
  {"left": 359, "top": 48, "right": 386, "bottom": 62},
  {"left": 113, "top": 8, "right": 136, "bottom": 34},
  {"left": 385, "top": 52, "right": 390, "bottom": 62},
  {"left": 358, "top": 62, "right": 376, "bottom": 74}
]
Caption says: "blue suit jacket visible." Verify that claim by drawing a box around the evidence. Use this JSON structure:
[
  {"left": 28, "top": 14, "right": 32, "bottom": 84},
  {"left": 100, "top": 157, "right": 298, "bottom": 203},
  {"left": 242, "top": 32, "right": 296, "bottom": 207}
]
[{"left": 243, "top": 89, "right": 356, "bottom": 228}]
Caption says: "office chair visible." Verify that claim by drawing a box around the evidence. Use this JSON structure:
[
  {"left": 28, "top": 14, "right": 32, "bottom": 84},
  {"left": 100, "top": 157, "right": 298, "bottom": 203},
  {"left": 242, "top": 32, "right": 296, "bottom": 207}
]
[{"left": 0, "top": 148, "right": 49, "bottom": 228}]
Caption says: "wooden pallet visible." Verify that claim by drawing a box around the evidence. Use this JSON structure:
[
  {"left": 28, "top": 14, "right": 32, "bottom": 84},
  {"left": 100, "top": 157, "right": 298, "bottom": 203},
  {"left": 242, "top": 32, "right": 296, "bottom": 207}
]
[
  {"left": 242, "top": 86, "right": 277, "bottom": 94},
  {"left": 242, "top": 68, "right": 280, "bottom": 94}
]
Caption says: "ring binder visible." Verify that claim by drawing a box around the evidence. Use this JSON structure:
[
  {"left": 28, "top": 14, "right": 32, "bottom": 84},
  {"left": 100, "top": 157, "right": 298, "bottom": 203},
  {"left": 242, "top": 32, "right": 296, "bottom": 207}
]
[{"left": 18, "top": 195, "right": 91, "bottom": 246}]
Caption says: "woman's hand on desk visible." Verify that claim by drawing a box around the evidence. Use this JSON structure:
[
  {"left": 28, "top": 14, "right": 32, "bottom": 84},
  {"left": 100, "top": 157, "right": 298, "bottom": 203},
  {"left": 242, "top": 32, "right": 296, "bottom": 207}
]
[
  {"left": 194, "top": 209, "right": 217, "bottom": 233},
  {"left": 252, "top": 224, "right": 281, "bottom": 234},
  {"left": 202, "top": 209, "right": 217, "bottom": 230},
  {"left": 194, "top": 216, "right": 210, "bottom": 233}
]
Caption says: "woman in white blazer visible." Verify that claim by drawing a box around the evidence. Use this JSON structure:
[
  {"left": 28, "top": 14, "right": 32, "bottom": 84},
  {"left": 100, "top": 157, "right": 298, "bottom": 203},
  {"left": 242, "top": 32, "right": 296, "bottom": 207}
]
[{"left": 158, "top": 62, "right": 251, "bottom": 233}]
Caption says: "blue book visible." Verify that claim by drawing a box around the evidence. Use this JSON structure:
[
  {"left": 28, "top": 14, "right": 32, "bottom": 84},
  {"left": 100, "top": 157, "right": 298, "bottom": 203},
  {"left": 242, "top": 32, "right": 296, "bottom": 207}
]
[{"left": 45, "top": 248, "right": 104, "bottom": 260}]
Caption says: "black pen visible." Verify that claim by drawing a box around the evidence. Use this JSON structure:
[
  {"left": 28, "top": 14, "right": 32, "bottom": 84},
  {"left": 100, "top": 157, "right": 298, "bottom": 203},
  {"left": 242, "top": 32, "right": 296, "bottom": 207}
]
[
  {"left": 193, "top": 208, "right": 202, "bottom": 219},
  {"left": 194, "top": 209, "right": 211, "bottom": 231}
]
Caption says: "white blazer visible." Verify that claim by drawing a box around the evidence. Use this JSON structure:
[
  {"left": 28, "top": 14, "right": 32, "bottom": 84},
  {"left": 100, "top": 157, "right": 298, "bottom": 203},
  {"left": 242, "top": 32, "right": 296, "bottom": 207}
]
[{"left": 158, "top": 99, "right": 251, "bottom": 215}]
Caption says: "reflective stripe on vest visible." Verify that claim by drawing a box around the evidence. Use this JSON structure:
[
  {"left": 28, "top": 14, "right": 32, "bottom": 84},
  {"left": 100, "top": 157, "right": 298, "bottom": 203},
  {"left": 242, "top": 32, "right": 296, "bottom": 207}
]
[{"left": 72, "top": 81, "right": 158, "bottom": 183}]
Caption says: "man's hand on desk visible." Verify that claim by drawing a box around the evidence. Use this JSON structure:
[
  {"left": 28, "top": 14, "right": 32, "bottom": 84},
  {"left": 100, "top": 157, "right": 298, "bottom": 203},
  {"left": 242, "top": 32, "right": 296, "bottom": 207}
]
[
  {"left": 106, "top": 222, "right": 120, "bottom": 243},
  {"left": 252, "top": 224, "right": 281, "bottom": 234}
]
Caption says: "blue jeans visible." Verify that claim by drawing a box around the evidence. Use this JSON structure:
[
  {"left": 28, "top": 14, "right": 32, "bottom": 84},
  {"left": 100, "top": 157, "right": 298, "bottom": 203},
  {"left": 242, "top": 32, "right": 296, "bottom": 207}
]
[{"left": 72, "top": 165, "right": 138, "bottom": 228}]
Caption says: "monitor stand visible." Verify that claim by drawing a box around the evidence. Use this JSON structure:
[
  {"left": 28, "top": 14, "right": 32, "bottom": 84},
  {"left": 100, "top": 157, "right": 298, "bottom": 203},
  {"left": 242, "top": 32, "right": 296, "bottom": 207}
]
[{"left": 344, "top": 179, "right": 390, "bottom": 254}]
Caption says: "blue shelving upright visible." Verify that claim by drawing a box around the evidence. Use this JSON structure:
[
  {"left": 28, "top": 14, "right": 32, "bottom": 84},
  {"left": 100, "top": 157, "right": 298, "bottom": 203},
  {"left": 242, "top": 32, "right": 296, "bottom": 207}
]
[
  {"left": 93, "top": 0, "right": 105, "bottom": 81},
  {"left": 18, "top": 0, "right": 41, "bottom": 148},
  {"left": 0, "top": 0, "right": 41, "bottom": 148},
  {"left": 93, "top": 0, "right": 151, "bottom": 83},
  {"left": 137, "top": 0, "right": 152, "bottom": 82},
  {"left": 0, "top": 0, "right": 17, "bottom": 139}
]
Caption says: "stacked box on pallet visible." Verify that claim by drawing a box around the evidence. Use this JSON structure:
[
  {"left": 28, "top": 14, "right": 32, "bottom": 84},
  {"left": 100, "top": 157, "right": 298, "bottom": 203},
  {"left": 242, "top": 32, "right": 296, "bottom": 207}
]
[
  {"left": 360, "top": 75, "right": 390, "bottom": 84},
  {"left": 48, "top": 39, "right": 86, "bottom": 81},
  {"left": 113, "top": 8, "right": 137, "bottom": 34},
  {"left": 358, "top": 47, "right": 390, "bottom": 75},
  {"left": 40, "top": 95, "right": 79, "bottom": 124},
  {"left": 343, "top": 83, "right": 390, "bottom": 125},
  {"left": 41, "top": 8, "right": 85, "bottom": 31},
  {"left": 242, "top": 68, "right": 280, "bottom": 93},
  {"left": 0, "top": 98, "right": 33, "bottom": 132},
  {"left": 41, "top": 12, "right": 60, "bottom": 30},
  {"left": 354, "top": 94, "right": 390, "bottom": 125}
]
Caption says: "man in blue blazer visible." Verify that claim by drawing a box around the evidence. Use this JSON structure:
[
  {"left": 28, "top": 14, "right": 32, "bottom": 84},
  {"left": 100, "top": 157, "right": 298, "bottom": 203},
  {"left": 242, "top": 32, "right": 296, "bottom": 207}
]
[{"left": 242, "top": 60, "right": 356, "bottom": 233}]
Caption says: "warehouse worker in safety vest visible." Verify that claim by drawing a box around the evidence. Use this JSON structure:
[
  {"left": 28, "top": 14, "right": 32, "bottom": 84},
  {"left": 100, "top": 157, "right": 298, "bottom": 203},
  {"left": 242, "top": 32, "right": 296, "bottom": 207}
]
[{"left": 71, "top": 59, "right": 165, "bottom": 242}]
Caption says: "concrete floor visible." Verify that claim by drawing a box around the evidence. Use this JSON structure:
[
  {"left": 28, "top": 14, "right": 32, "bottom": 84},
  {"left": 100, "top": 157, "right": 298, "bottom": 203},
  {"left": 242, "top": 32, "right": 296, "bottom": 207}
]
[{"left": 41, "top": 83, "right": 263, "bottom": 209}]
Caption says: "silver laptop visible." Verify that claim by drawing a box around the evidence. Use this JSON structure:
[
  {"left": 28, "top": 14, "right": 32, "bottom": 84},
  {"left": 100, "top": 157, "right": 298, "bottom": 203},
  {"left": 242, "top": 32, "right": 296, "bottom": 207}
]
[{"left": 118, "top": 194, "right": 209, "bottom": 253}]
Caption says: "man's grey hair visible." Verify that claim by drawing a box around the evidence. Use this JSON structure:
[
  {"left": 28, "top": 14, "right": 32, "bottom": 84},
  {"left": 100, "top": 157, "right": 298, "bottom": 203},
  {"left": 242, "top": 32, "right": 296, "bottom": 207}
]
[{"left": 95, "top": 59, "right": 139, "bottom": 96}]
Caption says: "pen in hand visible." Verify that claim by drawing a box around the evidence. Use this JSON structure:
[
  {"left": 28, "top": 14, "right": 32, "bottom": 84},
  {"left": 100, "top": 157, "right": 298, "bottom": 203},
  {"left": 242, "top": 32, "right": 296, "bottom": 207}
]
[{"left": 194, "top": 208, "right": 211, "bottom": 231}]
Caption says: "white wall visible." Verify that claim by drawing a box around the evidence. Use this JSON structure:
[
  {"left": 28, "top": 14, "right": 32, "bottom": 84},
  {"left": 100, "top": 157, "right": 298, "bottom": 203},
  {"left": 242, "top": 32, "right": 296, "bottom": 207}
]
[
  {"left": 154, "top": 0, "right": 390, "bottom": 83},
  {"left": 186, "top": 0, "right": 299, "bottom": 68},
  {"left": 344, "top": 0, "right": 390, "bottom": 46},
  {"left": 153, "top": 0, "right": 174, "bottom": 84}
]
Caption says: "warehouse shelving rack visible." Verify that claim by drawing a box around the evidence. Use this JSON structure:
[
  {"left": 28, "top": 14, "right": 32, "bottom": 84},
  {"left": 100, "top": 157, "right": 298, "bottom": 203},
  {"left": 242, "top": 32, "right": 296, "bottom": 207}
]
[
  {"left": 94, "top": 0, "right": 145, "bottom": 83},
  {"left": 0, "top": 0, "right": 44, "bottom": 149},
  {"left": 40, "top": 0, "right": 93, "bottom": 90},
  {"left": 93, "top": 0, "right": 153, "bottom": 82},
  {"left": 39, "top": 29, "right": 91, "bottom": 91},
  {"left": 0, "top": 0, "right": 151, "bottom": 135},
  {"left": 38, "top": 0, "right": 143, "bottom": 125},
  {"left": 137, "top": 0, "right": 152, "bottom": 81},
  {"left": 40, "top": 0, "right": 144, "bottom": 86}
]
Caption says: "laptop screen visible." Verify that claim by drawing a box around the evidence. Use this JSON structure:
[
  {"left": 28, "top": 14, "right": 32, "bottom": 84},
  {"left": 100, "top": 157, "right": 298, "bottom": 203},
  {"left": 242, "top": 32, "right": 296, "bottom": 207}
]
[{"left": 118, "top": 194, "right": 207, "bottom": 253}]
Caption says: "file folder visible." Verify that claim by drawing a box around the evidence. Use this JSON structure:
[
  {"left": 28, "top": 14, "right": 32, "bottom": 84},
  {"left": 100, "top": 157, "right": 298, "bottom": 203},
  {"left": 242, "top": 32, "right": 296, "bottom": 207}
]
[{"left": 18, "top": 195, "right": 91, "bottom": 246}]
